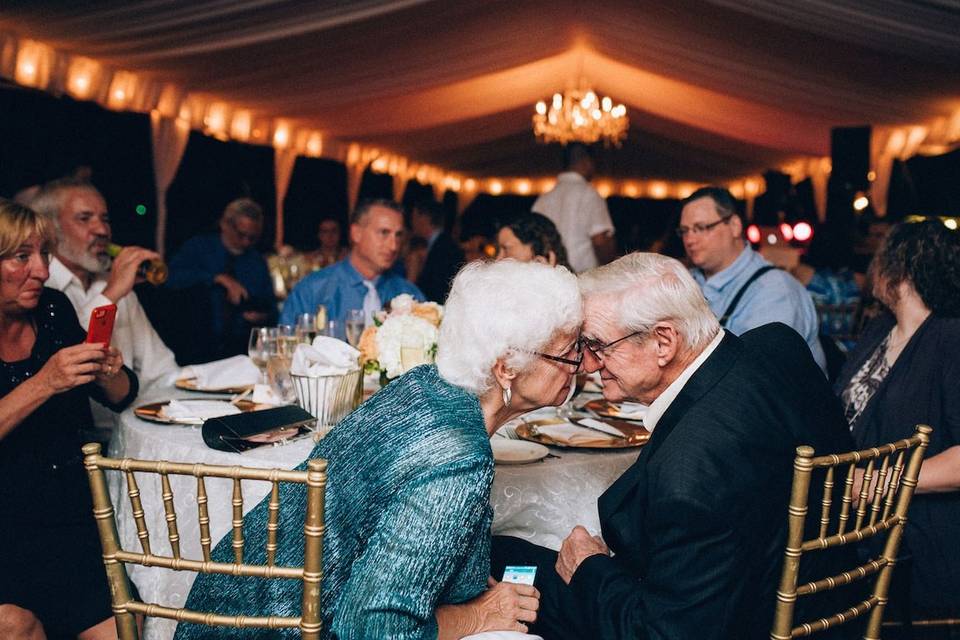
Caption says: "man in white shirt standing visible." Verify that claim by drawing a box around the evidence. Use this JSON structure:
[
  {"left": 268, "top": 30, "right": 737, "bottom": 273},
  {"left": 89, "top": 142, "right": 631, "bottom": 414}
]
[
  {"left": 31, "top": 178, "right": 180, "bottom": 433},
  {"left": 533, "top": 142, "right": 617, "bottom": 272}
]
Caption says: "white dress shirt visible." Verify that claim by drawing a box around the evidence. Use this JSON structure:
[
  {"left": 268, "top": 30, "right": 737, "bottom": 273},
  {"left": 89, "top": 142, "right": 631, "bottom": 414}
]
[
  {"left": 643, "top": 330, "right": 725, "bottom": 432},
  {"left": 532, "top": 171, "right": 615, "bottom": 273},
  {"left": 47, "top": 257, "right": 181, "bottom": 428}
]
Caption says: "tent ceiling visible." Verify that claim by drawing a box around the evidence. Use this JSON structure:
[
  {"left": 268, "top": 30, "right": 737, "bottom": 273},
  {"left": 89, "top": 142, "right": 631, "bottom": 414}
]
[{"left": 3, "top": 0, "right": 959, "bottom": 182}]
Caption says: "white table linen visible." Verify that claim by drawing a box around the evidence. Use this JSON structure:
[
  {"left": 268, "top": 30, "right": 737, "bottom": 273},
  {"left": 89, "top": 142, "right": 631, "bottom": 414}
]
[{"left": 107, "top": 387, "right": 638, "bottom": 640}]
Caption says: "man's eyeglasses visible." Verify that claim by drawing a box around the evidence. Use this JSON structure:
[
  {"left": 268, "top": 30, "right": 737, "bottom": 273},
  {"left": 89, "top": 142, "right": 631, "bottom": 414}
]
[
  {"left": 580, "top": 331, "right": 643, "bottom": 359},
  {"left": 676, "top": 215, "right": 732, "bottom": 238}
]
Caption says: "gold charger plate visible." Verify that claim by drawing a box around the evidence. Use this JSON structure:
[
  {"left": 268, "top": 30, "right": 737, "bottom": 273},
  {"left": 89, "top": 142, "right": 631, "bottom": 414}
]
[
  {"left": 582, "top": 398, "right": 646, "bottom": 422},
  {"left": 516, "top": 418, "right": 649, "bottom": 450},
  {"left": 134, "top": 398, "right": 261, "bottom": 425},
  {"left": 175, "top": 377, "right": 254, "bottom": 395}
]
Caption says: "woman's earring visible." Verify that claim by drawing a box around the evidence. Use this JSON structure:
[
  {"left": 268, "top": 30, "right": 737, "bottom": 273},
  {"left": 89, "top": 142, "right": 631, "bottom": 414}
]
[{"left": 502, "top": 386, "right": 512, "bottom": 407}]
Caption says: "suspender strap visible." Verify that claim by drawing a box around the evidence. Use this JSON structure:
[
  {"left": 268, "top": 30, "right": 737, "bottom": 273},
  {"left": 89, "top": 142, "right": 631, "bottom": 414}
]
[{"left": 718, "top": 265, "right": 778, "bottom": 327}]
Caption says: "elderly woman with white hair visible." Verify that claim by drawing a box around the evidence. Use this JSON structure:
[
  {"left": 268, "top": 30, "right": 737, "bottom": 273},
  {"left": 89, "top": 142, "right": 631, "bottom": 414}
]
[{"left": 176, "top": 259, "right": 583, "bottom": 640}]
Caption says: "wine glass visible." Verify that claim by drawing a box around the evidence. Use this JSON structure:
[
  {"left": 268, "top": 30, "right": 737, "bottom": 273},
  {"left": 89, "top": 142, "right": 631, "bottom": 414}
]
[
  {"left": 277, "top": 324, "right": 298, "bottom": 359},
  {"left": 248, "top": 327, "right": 277, "bottom": 384},
  {"left": 295, "top": 313, "right": 316, "bottom": 344},
  {"left": 345, "top": 310, "right": 366, "bottom": 347},
  {"left": 314, "top": 304, "right": 328, "bottom": 332}
]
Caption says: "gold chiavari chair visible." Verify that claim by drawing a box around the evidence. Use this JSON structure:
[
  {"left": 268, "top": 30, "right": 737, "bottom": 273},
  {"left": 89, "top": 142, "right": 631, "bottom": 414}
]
[
  {"left": 81, "top": 442, "right": 326, "bottom": 639},
  {"left": 770, "top": 424, "right": 932, "bottom": 640}
]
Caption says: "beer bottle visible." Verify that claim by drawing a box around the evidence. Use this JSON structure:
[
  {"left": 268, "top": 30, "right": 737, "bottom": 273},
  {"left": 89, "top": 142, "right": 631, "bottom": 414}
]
[{"left": 105, "top": 243, "right": 169, "bottom": 285}]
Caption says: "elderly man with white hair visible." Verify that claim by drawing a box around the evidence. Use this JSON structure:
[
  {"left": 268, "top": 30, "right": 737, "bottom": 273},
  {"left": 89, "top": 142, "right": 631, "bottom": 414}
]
[
  {"left": 177, "top": 259, "right": 585, "bottom": 640},
  {"left": 492, "top": 252, "right": 856, "bottom": 640}
]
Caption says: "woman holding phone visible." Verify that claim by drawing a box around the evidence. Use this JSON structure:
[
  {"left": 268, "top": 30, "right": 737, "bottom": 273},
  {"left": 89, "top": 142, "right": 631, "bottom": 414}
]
[{"left": 0, "top": 200, "right": 138, "bottom": 640}]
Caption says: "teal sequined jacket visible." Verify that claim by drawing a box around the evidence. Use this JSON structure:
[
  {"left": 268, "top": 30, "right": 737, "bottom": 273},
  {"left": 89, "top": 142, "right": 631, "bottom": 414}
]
[{"left": 174, "top": 365, "right": 494, "bottom": 639}]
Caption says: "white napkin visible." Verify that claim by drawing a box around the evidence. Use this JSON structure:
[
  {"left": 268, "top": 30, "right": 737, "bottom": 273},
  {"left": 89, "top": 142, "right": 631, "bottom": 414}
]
[
  {"left": 610, "top": 401, "right": 647, "bottom": 421},
  {"left": 535, "top": 422, "right": 620, "bottom": 446},
  {"left": 252, "top": 383, "right": 284, "bottom": 405},
  {"left": 290, "top": 337, "right": 360, "bottom": 377},
  {"left": 161, "top": 400, "right": 241, "bottom": 424},
  {"left": 181, "top": 355, "right": 260, "bottom": 389},
  {"left": 575, "top": 417, "right": 627, "bottom": 438}
]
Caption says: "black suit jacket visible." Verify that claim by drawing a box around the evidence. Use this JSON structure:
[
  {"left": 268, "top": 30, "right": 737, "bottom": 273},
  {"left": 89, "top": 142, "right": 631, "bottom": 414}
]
[
  {"left": 416, "top": 232, "right": 464, "bottom": 303},
  {"left": 568, "top": 324, "right": 856, "bottom": 639}
]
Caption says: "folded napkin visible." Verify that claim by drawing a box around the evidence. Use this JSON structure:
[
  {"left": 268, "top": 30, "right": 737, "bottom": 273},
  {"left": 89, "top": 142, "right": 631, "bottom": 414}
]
[
  {"left": 290, "top": 337, "right": 360, "bottom": 377},
  {"left": 181, "top": 355, "right": 260, "bottom": 389},
  {"left": 252, "top": 383, "right": 284, "bottom": 405},
  {"left": 161, "top": 400, "right": 242, "bottom": 424},
  {"left": 610, "top": 401, "right": 647, "bottom": 421},
  {"left": 534, "top": 422, "right": 621, "bottom": 447}
]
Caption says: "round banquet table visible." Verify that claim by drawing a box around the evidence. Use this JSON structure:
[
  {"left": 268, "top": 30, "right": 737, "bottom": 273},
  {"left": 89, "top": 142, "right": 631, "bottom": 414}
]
[{"left": 107, "top": 387, "right": 640, "bottom": 640}]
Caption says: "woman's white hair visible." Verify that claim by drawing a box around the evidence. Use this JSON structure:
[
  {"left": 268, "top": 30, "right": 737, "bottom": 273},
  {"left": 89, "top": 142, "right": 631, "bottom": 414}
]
[
  {"left": 578, "top": 253, "right": 719, "bottom": 353},
  {"left": 437, "top": 260, "right": 582, "bottom": 395}
]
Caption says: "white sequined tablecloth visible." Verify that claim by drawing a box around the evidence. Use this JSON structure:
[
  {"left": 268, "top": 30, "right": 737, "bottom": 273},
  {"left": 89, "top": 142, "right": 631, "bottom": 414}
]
[{"left": 108, "top": 388, "right": 638, "bottom": 640}]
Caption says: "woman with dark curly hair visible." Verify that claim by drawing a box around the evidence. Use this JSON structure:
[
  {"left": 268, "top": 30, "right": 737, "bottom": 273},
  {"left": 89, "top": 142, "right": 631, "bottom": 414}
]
[
  {"left": 496, "top": 212, "right": 572, "bottom": 270},
  {"left": 835, "top": 218, "right": 960, "bottom": 617}
]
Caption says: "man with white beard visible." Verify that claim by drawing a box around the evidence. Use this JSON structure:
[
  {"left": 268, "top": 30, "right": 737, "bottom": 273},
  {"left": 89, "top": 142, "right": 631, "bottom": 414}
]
[{"left": 30, "top": 178, "right": 179, "bottom": 435}]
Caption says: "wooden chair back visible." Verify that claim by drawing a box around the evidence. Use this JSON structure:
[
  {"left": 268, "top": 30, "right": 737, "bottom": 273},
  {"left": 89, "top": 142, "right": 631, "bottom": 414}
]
[
  {"left": 81, "top": 442, "right": 326, "bottom": 639},
  {"left": 770, "top": 424, "right": 931, "bottom": 640}
]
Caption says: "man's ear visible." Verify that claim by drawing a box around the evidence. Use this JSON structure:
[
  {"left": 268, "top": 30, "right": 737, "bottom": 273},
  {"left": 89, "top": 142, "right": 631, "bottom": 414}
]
[
  {"left": 492, "top": 356, "right": 518, "bottom": 391},
  {"left": 349, "top": 223, "right": 361, "bottom": 246},
  {"left": 653, "top": 323, "right": 680, "bottom": 367}
]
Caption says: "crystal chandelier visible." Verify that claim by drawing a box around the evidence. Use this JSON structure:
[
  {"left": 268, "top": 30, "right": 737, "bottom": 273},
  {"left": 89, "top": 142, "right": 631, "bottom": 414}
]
[{"left": 533, "top": 87, "right": 628, "bottom": 147}]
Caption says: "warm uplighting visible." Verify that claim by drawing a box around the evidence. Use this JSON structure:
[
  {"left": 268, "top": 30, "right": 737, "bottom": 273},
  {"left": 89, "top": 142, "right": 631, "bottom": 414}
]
[
  {"left": 944, "top": 218, "right": 958, "bottom": 230},
  {"left": 649, "top": 182, "right": 668, "bottom": 199},
  {"left": 371, "top": 156, "right": 389, "bottom": 172},
  {"left": 489, "top": 180, "right": 503, "bottom": 195},
  {"left": 595, "top": 182, "right": 612, "bottom": 198},
  {"left": 464, "top": 178, "right": 477, "bottom": 192},
  {"left": 533, "top": 86, "right": 628, "bottom": 146},
  {"left": 14, "top": 41, "right": 46, "bottom": 87},
  {"left": 853, "top": 193, "right": 870, "bottom": 211},
  {"left": 107, "top": 72, "right": 137, "bottom": 109},
  {"left": 793, "top": 222, "right": 814, "bottom": 242},
  {"left": 272, "top": 122, "right": 290, "bottom": 148},
  {"left": 746, "top": 224, "right": 761, "bottom": 244},
  {"left": 305, "top": 133, "right": 323, "bottom": 157},
  {"left": 515, "top": 180, "right": 531, "bottom": 195},
  {"left": 623, "top": 183, "right": 639, "bottom": 198},
  {"left": 204, "top": 104, "right": 228, "bottom": 137},
  {"left": 779, "top": 223, "right": 794, "bottom": 241},
  {"left": 230, "top": 111, "right": 251, "bottom": 141}
]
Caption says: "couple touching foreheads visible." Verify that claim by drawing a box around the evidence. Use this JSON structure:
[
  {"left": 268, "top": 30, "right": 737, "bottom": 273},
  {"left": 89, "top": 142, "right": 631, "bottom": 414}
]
[{"left": 177, "top": 253, "right": 853, "bottom": 640}]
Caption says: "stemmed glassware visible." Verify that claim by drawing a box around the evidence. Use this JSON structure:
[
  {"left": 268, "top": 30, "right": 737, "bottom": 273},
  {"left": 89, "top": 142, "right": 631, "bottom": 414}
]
[
  {"left": 248, "top": 327, "right": 278, "bottom": 384},
  {"left": 345, "top": 309, "right": 366, "bottom": 347},
  {"left": 295, "top": 313, "right": 317, "bottom": 344}
]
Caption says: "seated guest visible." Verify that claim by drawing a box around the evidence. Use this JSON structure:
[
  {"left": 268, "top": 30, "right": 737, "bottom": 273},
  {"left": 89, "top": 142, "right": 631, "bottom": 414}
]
[
  {"left": 493, "top": 252, "right": 855, "bottom": 640},
  {"left": 497, "top": 212, "right": 572, "bottom": 271},
  {"left": 0, "top": 200, "right": 138, "bottom": 640},
  {"left": 792, "top": 222, "right": 863, "bottom": 348},
  {"left": 176, "top": 260, "right": 584, "bottom": 639},
  {"left": 836, "top": 219, "right": 960, "bottom": 618},
  {"left": 679, "top": 186, "right": 827, "bottom": 371},
  {"left": 30, "top": 178, "right": 178, "bottom": 431},
  {"left": 410, "top": 200, "right": 464, "bottom": 303},
  {"left": 166, "top": 198, "right": 276, "bottom": 358},
  {"left": 280, "top": 199, "right": 423, "bottom": 336},
  {"left": 305, "top": 216, "right": 348, "bottom": 271}
]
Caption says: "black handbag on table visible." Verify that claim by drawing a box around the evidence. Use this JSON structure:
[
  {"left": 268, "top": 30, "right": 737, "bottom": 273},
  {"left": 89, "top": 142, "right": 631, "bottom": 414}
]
[{"left": 202, "top": 405, "right": 317, "bottom": 453}]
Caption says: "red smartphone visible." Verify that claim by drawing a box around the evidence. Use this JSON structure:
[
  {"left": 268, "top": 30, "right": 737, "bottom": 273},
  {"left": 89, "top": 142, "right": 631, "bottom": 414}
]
[{"left": 86, "top": 304, "right": 118, "bottom": 345}]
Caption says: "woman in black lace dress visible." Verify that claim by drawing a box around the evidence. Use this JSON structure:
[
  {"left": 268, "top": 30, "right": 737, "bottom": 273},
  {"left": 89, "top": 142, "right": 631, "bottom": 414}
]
[{"left": 0, "top": 200, "right": 138, "bottom": 639}]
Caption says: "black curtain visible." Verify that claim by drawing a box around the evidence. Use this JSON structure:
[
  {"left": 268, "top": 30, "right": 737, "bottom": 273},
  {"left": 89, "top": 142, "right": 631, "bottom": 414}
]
[
  {"left": 165, "top": 131, "right": 276, "bottom": 255},
  {"left": 607, "top": 197, "right": 685, "bottom": 258},
  {"left": 0, "top": 82, "right": 157, "bottom": 248},
  {"left": 401, "top": 179, "right": 436, "bottom": 210},
  {"left": 896, "top": 148, "right": 960, "bottom": 218},
  {"left": 459, "top": 194, "right": 537, "bottom": 239},
  {"left": 357, "top": 166, "right": 394, "bottom": 203},
  {"left": 282, "top": 156, "right": 349, "bottom": 250}
]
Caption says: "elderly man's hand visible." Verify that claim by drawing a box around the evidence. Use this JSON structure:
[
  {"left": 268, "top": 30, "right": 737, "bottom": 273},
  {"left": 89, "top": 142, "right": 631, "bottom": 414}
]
[
  {"left": 556, "top": 526, "right": 610, "bottom": 584},
  {"left": 102, "top": 246, "right": 160, "bottom": 303},
  {"left": 214, "top": 273, "right": 250, "bottom": 306}
]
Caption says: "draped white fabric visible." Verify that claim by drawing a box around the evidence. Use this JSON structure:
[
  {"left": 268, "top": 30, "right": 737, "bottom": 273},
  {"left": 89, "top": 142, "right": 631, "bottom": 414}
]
[
  {"left": 1, "top": 1, "right": 958, "bottom": 186},
  {"left": 273, "top": 148, "right": 298, "bottom": 248},
  {"left": 149, "top": 112, "right": 190, "bottom": 255}
]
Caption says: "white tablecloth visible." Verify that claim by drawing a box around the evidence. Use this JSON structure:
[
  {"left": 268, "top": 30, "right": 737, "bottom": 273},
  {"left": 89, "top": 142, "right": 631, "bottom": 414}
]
[{"left": 107, "top": 387, "right": 639, "bottom": 640}]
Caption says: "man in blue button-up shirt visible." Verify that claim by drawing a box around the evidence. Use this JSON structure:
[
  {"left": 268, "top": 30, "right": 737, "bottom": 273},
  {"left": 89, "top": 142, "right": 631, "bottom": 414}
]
[
  {"left": 280, "top": 200, "right": 423, "bottom": 338},
  {"left": 679, "top": 187, "right": 826, "bottom": 372}
]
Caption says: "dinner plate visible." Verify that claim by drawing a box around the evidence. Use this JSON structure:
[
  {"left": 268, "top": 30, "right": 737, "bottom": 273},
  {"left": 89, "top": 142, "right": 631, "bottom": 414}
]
[
  {"left": 134, "top": 398, "right": 261, "bottom": 425},
  {"left": 516, "top": 418, "right": 649, "bottom": 450},
  {"left": 175, "top": 377, "right": 254, "bottom": 395},
  {"left": 581, "top": 398, "right": 647, "bottom": 422},
  {"left": 491, "top": 439, "right": 549, "bottom": 465}
]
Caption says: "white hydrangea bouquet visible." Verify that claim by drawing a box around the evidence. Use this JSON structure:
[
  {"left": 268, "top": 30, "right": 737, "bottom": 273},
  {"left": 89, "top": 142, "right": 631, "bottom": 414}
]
[{"left": 358, "top": 294, "right": 443, "bottom": 382}]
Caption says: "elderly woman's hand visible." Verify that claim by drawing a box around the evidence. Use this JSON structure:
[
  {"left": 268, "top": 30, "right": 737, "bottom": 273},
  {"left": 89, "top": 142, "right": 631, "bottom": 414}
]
[
  {"left": 471, "top": 577, "right": 540, "bottom": 634},
  {"left": 37, "top": 343, "right": 110, "bottom": 394},
  {"left": 93, "top": 345, "right": 125, "bottom": 385}
]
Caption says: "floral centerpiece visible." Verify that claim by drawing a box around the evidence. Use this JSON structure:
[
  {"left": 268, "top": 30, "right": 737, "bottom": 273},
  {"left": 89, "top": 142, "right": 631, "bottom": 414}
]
[{"left": 358, "top": 294, "right": 443, "bottom": 382}]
